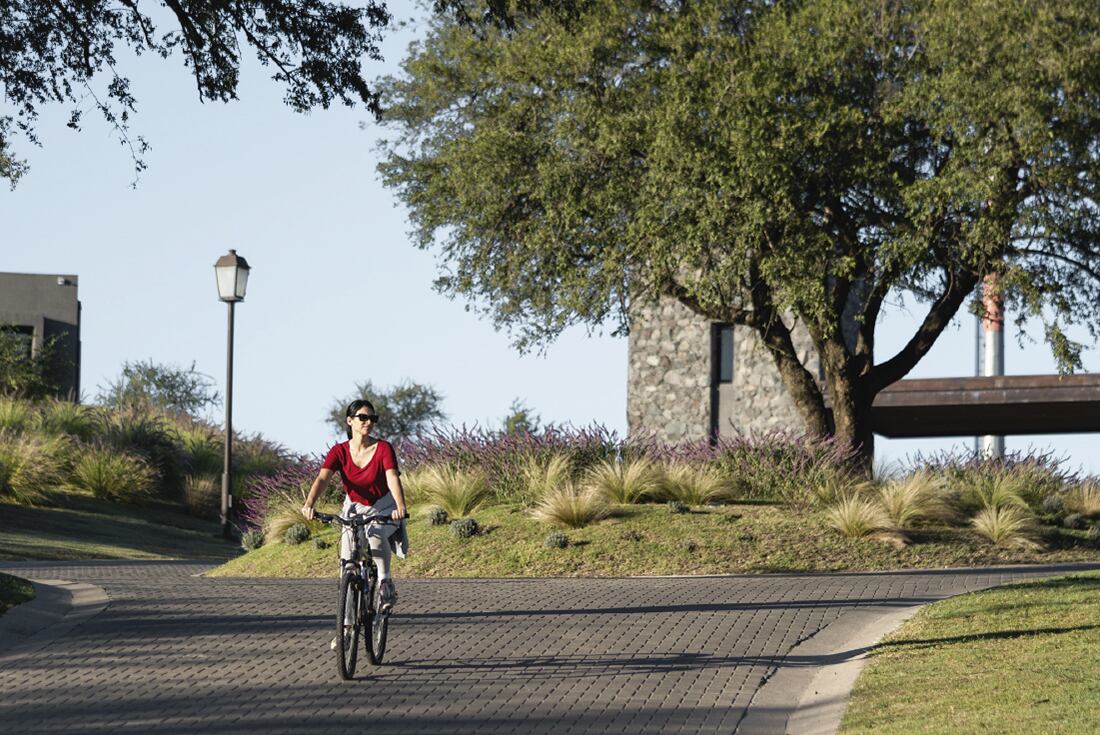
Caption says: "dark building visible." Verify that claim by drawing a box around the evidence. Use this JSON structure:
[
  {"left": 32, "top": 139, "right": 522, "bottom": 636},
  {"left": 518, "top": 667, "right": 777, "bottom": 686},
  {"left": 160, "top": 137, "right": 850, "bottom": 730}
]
[{"left": 0, "top": 272, "right": 82, "bottom": 399}]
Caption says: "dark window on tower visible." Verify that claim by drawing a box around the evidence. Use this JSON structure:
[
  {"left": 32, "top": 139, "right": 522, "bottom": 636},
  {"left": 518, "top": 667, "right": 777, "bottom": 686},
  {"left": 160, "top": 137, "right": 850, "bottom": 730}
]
[{"left": 717, "top": 325, "right": 734, "bottom": 383}]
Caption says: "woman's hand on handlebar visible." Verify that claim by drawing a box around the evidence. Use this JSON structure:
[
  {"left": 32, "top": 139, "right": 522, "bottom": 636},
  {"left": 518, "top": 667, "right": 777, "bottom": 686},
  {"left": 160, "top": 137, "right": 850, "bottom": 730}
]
[
  {"left": 391, "top": 506, "right": 407, "bottom": 522},
  {"left": 301, "top": 504, "right": 315, "bottom": 521}
]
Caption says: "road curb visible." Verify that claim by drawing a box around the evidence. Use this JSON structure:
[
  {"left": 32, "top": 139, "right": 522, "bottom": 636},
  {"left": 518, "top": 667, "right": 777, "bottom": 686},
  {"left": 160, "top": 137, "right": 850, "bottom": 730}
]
[
  {"left": 0, "top": 577, "right": 110, "bottom": 661},
  {"left": 736, "top": 563, "right": 1100, "bottom": 735}
]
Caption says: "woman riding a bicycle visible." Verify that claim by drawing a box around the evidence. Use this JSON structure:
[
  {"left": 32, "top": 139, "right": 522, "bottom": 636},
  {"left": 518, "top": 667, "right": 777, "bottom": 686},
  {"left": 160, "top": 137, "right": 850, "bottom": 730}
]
[{"left": 301, "top": 399, "right": 407, "bottom": 612}]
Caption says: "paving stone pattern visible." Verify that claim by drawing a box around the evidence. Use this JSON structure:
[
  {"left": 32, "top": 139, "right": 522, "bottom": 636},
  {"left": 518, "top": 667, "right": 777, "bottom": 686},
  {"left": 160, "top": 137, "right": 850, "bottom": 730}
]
[{"left": 0, "top": 561, "right": 1090, "bottom": 734}]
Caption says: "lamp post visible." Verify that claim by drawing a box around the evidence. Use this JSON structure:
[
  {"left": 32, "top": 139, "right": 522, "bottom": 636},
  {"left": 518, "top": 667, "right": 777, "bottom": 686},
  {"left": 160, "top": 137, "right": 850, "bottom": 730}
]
[{"left": 214, "top": 249, "right": 251, "bottom": 539}]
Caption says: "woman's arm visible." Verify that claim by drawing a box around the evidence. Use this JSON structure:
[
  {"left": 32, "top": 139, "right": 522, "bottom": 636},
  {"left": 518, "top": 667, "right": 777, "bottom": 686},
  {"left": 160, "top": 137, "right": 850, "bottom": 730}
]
[
  {"left": 386, "top": 469, "right": 407, "bottom": 521},
  {"left": 300, "top": 468, "right": 335, "bottom": 520}
]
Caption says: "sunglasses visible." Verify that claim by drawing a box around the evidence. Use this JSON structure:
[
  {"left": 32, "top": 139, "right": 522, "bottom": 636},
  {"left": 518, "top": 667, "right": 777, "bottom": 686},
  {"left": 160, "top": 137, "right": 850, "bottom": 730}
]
[{"left": 352, "top": 413, "right": 379, "bottom": 422}]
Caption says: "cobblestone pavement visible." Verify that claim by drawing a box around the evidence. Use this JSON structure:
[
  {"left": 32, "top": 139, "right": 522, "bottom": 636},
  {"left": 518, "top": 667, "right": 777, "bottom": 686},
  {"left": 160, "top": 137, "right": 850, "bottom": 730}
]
[{"left": 1, "top": 561, "right": 1095, "bottom": 734}]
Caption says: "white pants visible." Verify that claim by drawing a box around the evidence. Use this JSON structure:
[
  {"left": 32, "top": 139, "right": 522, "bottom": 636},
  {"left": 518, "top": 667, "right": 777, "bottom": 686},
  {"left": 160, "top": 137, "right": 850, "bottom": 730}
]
[{"left": 340, "top": 496, "right": 398, "bottom": 581}]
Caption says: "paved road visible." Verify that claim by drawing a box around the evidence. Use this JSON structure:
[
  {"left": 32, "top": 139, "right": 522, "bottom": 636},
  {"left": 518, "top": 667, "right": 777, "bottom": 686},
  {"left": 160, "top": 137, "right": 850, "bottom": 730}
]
[{"left": 2, "top": 561, "right": 1096, "bottom": 734}]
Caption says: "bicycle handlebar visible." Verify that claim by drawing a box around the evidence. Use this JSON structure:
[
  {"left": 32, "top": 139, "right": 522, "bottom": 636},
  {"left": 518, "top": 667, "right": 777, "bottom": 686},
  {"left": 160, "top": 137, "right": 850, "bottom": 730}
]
[{"left": 314, "top": 511, "right": 401, "bottom": 528}]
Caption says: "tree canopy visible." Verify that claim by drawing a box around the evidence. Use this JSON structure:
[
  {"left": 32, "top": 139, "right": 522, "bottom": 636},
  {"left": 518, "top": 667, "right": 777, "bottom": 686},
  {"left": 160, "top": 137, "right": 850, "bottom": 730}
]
[
  {"left": 97, "top": 359, "right": 221, "bottom": 417},
  {"left": 328, "top": 379, "right": 446, "bottom": 442},
  {"left": 376, "top": 0, "right": 1100, "bottom": 460},
  {"left": 0, "top": 0, "right": 392, "bottom": 185}
]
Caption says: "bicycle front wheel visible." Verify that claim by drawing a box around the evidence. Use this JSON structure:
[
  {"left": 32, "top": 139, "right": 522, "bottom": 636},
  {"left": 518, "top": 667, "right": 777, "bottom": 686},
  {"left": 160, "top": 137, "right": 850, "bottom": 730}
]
[
  {"left": 366, "top": 580, "right": 389, "bottom": 666},
  {"left": 336, "top": 570, "right": 362, "bottom": 680}
]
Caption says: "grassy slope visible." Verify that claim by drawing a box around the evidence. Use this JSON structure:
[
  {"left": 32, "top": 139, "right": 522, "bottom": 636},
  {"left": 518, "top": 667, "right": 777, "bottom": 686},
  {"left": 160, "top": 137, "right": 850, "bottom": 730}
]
[
  {"left": 0, "top": 571, "right": 35, "bottom": 616},
  {"left": 209, "top": 502, "right": 1100, "bottom": 578},
  {"left": 0, "top": 495, "right": 239, "bottom": 561},
  {"left": 842, "top": 570, "right": 1100, "bottom": 735}
]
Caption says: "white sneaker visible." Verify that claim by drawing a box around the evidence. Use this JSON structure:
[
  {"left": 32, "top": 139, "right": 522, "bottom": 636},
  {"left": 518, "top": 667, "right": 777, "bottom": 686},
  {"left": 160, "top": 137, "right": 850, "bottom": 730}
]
[{"left": 379, "top": 580, "right": 397, "bottom": 612}]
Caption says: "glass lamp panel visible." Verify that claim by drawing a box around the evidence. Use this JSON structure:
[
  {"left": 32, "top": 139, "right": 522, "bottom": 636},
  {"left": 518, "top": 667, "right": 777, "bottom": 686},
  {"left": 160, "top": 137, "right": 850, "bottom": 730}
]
[
  {"left": 215, "top": 265, "right": 238, "bottom": 301},
  {"left": 234, "top": 266, "right": 250, "bottom": 300}
]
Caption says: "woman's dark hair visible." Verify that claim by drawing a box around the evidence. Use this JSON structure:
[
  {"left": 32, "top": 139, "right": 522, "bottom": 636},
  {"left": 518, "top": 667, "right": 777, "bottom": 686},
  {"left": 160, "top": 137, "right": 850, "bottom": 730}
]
[{"left": 344, "top": 399, "right": 377, "bottom": 439}]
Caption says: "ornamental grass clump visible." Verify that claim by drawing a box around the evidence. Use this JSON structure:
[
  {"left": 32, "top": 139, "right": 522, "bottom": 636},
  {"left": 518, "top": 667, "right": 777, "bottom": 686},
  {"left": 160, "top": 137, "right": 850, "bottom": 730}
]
[
  {"left": 522, "top": 454, "right": 574, "bottom": 502},
  {"left": 658, "top": 462, "right": 732, "bottom": 506},
  {"left": 67, "top": 444, "right": 157, "bottom": 503},
  {"left": 418, "top": 464, "right": 491, "bottom": 517},
  {"left": 0, "top": 397, "right": 32, "bottom": 434},
  {"left": 971, "top": 505, "right": 1042, "bottom": 549},
  {"left": 183, "top": 473, "right": 220, "bottom": 520},
  {"left": 825, "top": 495, "right": 905, "bottom": 546},
  {"left": 877, "top": 471, "right": 953, "bottom": 529},
  {"left": 583, "top": 457, "right": 663, "bottom": 504},
  {"left": 533, "top": 484, "right": 608, "bottom": 529},
  {"left": 177, "top": 425, "right": 223, "bottom": 477},
  {"left": 922, "top": 449, "right": 1074, "bottom": 513},
  {"left": 102, "top": 408, "right": 187, "bottom": 497},
  {"left": 1068, "top": 479, "right": 1100, "bottom": 519},
  {"left": 30, "top": 399, "right": 101, "bottom": 440},
  {"left": 0, "top": 430, "right": 62, "bottom": 504}
]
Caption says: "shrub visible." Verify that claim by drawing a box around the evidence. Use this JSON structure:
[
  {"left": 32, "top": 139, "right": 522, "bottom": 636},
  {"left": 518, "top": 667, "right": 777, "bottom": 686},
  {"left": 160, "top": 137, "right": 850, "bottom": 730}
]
[
  {"left": 398, "top": 423, "right": 619, "bottom": 504},
  {"left": 583, "top": 457, "right": 663, "bottom": 504},
  {"left": 0, "top": 430, "right": 62, "bottom": 504},
  {"left": 825, "top": 495, "right": 896, "bottom": 540},
  {"left": 67, "top": 444, "right": 157, "bottom": 503},
  {"left": 450, "top": 517, "right": 479, "bottom": 539},
  {"left": 30, "top": 400, "right": 101, "bottom": 440},
  {"left": 667, "top": 500, "right": 688, "bottom": 514},
  {"left": 241, "top": 529, "right": 264, "bottom": 551},
  {"left": 313, "top": 537, "right": 330, "bottom": 550},
  {"left": 877, "top": 471, "right": 952, "bottom": 529},
  {"left": 543, "top": 531, "right": 569, "bottom": 549},
  {"left": 425, "top": 505, "right": 449, "bottom": 526},
  {"left": 1040, "top": 494, "right": 1066, "bottom": 517},
  {"left": 971, "top": 505, "right": 1041, "bottom": 549},
  {"left": 183, "top": 473, "right": 221, "bottom": 520},
  {"left": 417, "top": 464, "right": 490, "bottom": 517},
  {"left": 0, "top": 396, "right": 32, "bottom": 433},
  {"left": 1063, "top": 512, "right": 1086, "bottom": 530},
  {"left": 1068, "top": 480, "right": 1100, "bottom": 518},
  {"left": 658, "top": 462, "right": 732, "bottom": 506},
  {"left": 232, "top": 432, "right": 293, "bottom": 485},
  {"left": 283, "top": 522, "right": 311, "bottom": 545},
  {"left": 238, "top": 460, "right": 320, "bottom": 532},
  {"left": 921, "top": 449, "right": 1074, "bottom": 513},
  {"left": 533, "top": 484, "right": 608, "bottom": 529}
]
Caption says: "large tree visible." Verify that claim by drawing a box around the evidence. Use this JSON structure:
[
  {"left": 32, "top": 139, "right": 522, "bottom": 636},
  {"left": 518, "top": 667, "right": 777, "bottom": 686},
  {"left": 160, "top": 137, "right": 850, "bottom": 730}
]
[
  {"left": 376, "top": 0, "right": 1100, "bottom": 463},
  {"left": 0, "top": 0, "right": 392, "bottom": 185}
]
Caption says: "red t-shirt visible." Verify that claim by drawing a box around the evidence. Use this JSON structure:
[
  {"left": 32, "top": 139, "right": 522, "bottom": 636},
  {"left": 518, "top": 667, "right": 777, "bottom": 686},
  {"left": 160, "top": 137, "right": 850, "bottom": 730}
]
[{"left": 321, "top": 440, "right": 400, "bottom": 505}]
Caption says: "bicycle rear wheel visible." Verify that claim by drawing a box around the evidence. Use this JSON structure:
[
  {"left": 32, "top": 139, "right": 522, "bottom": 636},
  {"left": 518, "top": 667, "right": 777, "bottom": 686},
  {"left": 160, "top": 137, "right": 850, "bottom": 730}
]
[
  {"left": 336, "top": 570, "right": 362, "bottom": 679},
  {"left": 365, "top": 578, "right": 389, "bottom": 666}
]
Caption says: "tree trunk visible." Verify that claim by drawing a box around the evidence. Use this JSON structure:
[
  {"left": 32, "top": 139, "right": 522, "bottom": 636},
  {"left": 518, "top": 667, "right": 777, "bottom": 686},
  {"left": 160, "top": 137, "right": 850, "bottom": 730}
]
[{"left": 827, "top": 374, "right": 875, "bottom": 472}]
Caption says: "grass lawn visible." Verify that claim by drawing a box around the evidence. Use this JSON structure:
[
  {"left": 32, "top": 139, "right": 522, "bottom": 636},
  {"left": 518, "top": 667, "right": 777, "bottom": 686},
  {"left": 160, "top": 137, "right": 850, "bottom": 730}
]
[
  {"left": 208, "top": 502, "right": 1100, "bottom": 578},
  {"left": 841, "top": 570, "right": 1100, "bottom": 734},
  {"left": 0, "top": 495, "right": 240, "bottom": 561},
  {"left": 0, "top": 571, "right": 35, "bottom": 617}
]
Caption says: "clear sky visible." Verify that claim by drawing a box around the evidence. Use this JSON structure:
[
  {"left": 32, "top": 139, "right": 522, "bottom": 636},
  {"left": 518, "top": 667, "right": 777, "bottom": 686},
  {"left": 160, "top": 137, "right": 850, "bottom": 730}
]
[{"left": 3, "top": 2, "right": 1097, "bottom": 476}]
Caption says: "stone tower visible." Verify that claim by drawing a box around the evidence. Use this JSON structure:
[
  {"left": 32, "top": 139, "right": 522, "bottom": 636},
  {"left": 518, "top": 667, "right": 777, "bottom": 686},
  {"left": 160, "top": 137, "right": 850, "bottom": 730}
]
[{"left": 626, "top": 296, "right": 819, "bottom": 442}]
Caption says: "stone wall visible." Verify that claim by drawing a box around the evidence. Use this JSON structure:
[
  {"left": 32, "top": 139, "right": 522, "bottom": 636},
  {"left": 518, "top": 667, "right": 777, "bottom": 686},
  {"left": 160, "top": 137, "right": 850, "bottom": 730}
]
[
  {"left": 627, "top": 298, "right": 711, "bottom": 442},
  {"left": 627, "top": 295, "right": 820, "bottom": 442}
]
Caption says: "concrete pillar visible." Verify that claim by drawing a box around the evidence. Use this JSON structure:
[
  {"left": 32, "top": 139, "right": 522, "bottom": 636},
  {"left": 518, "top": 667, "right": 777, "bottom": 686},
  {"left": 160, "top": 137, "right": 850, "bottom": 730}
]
[{"left": 980, "top": 273, "right": 1005, "bottom": 458}]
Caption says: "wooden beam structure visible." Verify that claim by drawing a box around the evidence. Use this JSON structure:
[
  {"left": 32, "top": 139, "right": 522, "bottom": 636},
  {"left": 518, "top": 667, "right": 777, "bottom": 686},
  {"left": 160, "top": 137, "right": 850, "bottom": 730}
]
[{"left": 871, "top": 374, "right": 1100, "bottom": 438}]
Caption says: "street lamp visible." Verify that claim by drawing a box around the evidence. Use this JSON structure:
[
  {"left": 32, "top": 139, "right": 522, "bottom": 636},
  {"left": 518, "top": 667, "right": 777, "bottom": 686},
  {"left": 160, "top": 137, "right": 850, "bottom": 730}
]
[{"left": 214, "top": 249, "right": 251, "bottom": 539}]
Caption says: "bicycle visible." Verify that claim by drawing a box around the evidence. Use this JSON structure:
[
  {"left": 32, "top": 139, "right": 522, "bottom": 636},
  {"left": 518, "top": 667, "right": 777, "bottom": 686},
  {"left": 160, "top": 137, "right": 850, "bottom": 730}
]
[{"left": 314, "top": 511, "right": 399, "bottom": 680}]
